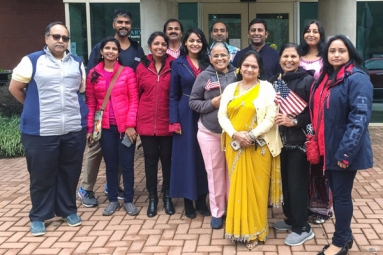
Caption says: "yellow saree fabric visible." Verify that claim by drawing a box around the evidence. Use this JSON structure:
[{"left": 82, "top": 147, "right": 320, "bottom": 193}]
[{"left": 224, "top": 84, "right": 276, "bottom": 242}]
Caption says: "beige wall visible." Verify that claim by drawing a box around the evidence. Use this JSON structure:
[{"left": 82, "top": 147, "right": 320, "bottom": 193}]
[
  {"left": 140, "top": 0, "right": 178, "bottom": 54},
  {"left": 318, "top": 0, "right": 357, "bottom": 44}
]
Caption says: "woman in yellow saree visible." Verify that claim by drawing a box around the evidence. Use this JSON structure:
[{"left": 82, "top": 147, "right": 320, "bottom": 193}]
[{"left": 218, "top": 51, "right": 283, "bottom": 250}]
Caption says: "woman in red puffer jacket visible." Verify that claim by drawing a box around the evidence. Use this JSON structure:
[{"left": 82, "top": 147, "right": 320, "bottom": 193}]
[
  {"left": 86, "top": 36, "right": 139, "bottom": 217},
  {"left": 136, "top": 31, "right": 175, "bottom": 218}
]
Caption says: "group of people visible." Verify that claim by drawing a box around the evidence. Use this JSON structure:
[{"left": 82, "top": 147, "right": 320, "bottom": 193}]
[{"left": 9, "top": 9, "right": 373, "bottom": 255}]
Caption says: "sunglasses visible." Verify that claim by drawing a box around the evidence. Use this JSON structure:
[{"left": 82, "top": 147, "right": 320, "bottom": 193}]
[{"left": 48, "top": 34, "right": 70, "bottom": 43}]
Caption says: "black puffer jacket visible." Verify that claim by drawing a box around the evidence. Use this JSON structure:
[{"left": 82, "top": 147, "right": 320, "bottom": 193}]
[{"left": 269, "top": 67, "right": 314, "bottom": 145}]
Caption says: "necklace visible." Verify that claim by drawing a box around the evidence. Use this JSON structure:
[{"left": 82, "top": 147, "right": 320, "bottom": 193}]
[{"left": 241, "top": 80, "right": 259, "bottom": 90}]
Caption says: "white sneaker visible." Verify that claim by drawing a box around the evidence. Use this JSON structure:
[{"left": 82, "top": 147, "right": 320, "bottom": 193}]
[{"left": 284, "top": 229, "right": 315, "bottom": 246}]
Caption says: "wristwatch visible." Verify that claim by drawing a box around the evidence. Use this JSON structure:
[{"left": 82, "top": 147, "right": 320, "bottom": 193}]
[{"left": 293, "top": 118, "right": 298, "bottom": 126}]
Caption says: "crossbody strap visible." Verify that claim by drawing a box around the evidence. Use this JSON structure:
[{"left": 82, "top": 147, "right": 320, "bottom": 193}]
[{"left": 100, "top": 65, "right": 123, "bottom": 111}]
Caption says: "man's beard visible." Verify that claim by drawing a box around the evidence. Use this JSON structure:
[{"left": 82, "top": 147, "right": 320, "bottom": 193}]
[{"left": 117, "top": 29, "right": 129, "bottom": 37}]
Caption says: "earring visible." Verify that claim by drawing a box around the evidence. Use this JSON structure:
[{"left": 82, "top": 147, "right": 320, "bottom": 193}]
[
  {"left": 117, "top": 57, "right": 119, "bottom": 60},
  {"left": 101, "top": 55, "right": 104, "bottom": 58}
]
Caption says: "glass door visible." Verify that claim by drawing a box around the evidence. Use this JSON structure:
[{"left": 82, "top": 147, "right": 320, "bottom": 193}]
[
  {"left": 202, "top": 3, "right": 249, "bottom": 49},
  {"left": 249, "top": 2, "right": 294, "bottom": 51}
]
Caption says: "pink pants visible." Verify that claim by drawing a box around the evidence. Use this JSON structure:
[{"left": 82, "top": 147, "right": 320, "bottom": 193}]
[{"left": 197, "top": 121, "right": 228, "bottom": 218}]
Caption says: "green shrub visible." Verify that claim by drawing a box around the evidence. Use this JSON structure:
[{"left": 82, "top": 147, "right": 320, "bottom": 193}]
[
  {"left": 0, "top": 115, "right": 24, "bottom": 158},
  {"left": 0, "top": 82, "right": 23, "bottom": 117}
]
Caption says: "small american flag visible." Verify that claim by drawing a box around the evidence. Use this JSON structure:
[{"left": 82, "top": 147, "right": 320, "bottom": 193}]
[
  {"left": 273, "top": 77, "right": 307, "bottom": 117},
  {"left": 205, "top": 75, "right": 220, "bottom": 90}
]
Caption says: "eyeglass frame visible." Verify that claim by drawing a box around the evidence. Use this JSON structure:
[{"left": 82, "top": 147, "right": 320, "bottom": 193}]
[
  {"left": 211, "top": 53, "right": 230, "bottom": 59},
  {"left": 47, "top": 34, "right": 70, "bottom": 43}
]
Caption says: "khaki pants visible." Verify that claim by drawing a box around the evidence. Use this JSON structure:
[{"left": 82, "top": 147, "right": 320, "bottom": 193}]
[{"left": 81, "top": 142, "right": 121, "bottom": 191}]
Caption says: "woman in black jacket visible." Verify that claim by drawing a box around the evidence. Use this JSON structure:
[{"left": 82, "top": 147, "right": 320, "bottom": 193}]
[{"left": 270, "top": 43, "right": 315, "bottom": 246}]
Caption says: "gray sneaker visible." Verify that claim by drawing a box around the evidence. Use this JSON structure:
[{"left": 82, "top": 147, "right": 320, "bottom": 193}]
[
  {"left": 78, "top": 187, "right": 98, "bottom": 207},
  {"left": 273, "top": 220, "right": 292, "bottom": 231},
  {"left": 102, "top": 202, "right": 120, "bottom": 216},
  {"left": 284, "top": 229, "right": 315, "bottom": 246},
  {"left": 122, "top": 202, "right": 139, "bottom": 216}
]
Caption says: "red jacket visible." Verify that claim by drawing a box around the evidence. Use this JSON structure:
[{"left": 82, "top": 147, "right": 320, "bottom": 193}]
[
  {"left": 86, "top": 61, "right": 138, "bottom": 133},
  {"left": 136, "top": 54, "right": 174, "bottom": 136}
]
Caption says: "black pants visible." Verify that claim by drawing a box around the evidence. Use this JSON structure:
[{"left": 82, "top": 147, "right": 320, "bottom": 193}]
[
  {"left": 140, "top": 135, "right": 172, "bottom": 193},
  {"left": 280, "top": 147, "right": 311, "bottom": 234},
  {"left": 21, "top": 128, "right": 86, "bottom": 222}
]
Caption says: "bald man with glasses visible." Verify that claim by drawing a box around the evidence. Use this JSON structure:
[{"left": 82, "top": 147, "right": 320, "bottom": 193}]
[{"left": 9, "top": 21, "right": 88, "bottom": 236}]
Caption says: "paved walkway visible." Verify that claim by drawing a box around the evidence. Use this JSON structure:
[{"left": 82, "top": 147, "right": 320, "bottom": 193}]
[{"left": 0, "top": 127, "right": 382, "bottom": 255}]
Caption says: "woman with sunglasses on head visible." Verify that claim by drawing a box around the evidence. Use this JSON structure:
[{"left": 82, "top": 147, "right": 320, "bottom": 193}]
[
  {"left": 169, "top": 28, "right": 211, "bottom": 218},
  {"left": 86, "top": 36, "right": 139, "bottom": 217},
  {"left": 136, "top": 31, "right": 175, "bottom": 218},
  {"left": 189, "top": 42, "right": 237, "bottom": 229},
  {"left": 218, "top": 50, "right": 282, "bottom": 250},
  {"left": 270, "top": 43, "right": 315, "bottom": 246},
  {"left": 299, "top": 20, "right": 333, "bottom": 225},
  {"left": 311, "top": 35, "right": 373, "bottom": 255}
]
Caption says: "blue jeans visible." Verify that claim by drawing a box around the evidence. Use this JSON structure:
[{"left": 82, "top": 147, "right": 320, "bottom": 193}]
[
  {"left": 99, "top": 125, "right": 136, "bottom": 203},
  {"left": 326, "top": 169, "right": 357, "bottom": 247}
]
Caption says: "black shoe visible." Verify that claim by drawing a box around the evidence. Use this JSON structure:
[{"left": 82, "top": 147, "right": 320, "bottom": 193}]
[
  {"left": 184, "top": 198, "right": 196, "bottom": 218},
  {"left": 195, "top": 193, "right": 211, "bottom": 216},
  {"left": 147, "top": 192, "right": 158, "bottom": 218},
  {"left": 321, "top": 238, "right": 353, "bottom": 252},
  {"left": 163, "top": 190, "right": 175, "bottom": 215},
  {"left": 317, "top": 244, "right": 349, "bottom": 255}
]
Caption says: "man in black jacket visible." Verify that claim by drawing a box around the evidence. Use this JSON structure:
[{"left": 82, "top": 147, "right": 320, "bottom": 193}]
[{"left": 78, "top": 10, "right": 144, "bottom": 208}]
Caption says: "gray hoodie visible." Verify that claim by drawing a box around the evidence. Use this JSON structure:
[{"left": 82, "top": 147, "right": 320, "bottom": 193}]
[{"left": 189, "top": 64, "right": 237, "bottom": 133}]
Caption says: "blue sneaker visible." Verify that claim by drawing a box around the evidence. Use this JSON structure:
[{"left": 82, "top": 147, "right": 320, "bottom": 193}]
[
  {"left": 210, "top": 217, "right": 223, "bottom": 229},
  {"left": 63, "top": 214, "right": 82, "bottom": 227},
  {"left": 30, "top": 221, "right": 46, "bottom": 236},
  {"left": 78, "top": 187, "right": 98, "bottom": 207}
]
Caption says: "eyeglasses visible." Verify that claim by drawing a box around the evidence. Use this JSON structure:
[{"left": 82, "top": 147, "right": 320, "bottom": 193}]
[
  {"left": 211, "top": 54, "right": 229, "bottom": 59},
  {"left": 48, "top": 34, "right": 70, "bottom": 43}
]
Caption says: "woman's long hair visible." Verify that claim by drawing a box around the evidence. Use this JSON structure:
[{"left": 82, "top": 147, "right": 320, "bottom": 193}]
[
  {"left": 298, "top": 20, "right": 325, "bottom": 57},
  {"left": 316, "top": 35, "right": 363, "bottom": 86},
  {"left": 236, "top": 50, "right": 264, "bottom": 81},
  {"left": 91, "top": 36, "right": 123, "bottom": 83},
  {"left": 180, "top": 28, "right": 210, "bottom": 70},
  {"left": 140, "top": 31, "right": 169, "bottom": 70}
]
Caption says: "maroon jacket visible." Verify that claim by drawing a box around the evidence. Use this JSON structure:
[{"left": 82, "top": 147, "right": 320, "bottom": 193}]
[{"left": 136, "top": 54, "right": 174, "bottom": 136}]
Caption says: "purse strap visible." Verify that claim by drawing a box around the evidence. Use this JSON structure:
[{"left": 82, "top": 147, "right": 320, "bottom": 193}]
[{"left": 100, "top": 65, "right": 124, "bottom": 111}]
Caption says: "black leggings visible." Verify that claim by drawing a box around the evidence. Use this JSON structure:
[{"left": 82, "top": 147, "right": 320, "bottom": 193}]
[{"left": 140, "top": 135, "right": 173, "bottom": 193}]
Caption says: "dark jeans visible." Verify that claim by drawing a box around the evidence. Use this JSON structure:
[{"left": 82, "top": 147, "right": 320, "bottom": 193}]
[
  {"left": 21, "top": 128, "right": 86, "bottom": 221},
  {"left": 140, "top": 135, "right": 172, "bottom": 193},
  {"left": 99, "top": 125, "right": 136, "bottom": 203},
  {"left": 280, "top": 147, "right": 311, "bottom": 234},
  {"left": 326, "top": 169, "right": 357, "bottom": 247}
]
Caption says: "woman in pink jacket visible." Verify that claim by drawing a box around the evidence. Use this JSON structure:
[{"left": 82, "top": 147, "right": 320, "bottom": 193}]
[
  {"left": 86, "top": 36, "right": 139, "bottom": 216},
  {"left": 136, "top": 31, "right": 175, "bottom": 218}
]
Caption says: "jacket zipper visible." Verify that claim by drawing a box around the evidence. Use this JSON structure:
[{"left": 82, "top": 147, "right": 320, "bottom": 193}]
[
  {"left": 148, "top": 66, "right": 171, "bottom": 135},
  {"left": 181, "top": 63, "right": 195, "bottom": 78}
]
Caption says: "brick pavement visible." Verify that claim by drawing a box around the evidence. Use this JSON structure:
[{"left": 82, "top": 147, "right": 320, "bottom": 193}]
[{"left": 0, "top": 127, "right": 382, "bottom": 255}]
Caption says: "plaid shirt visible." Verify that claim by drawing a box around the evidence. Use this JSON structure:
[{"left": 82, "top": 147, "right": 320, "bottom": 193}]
[
  {"left": 166, "top": 45, "right": 181, "bottom": 59},
  {"left": 210, "top": 42, "right": 240, "bottom": 64}
]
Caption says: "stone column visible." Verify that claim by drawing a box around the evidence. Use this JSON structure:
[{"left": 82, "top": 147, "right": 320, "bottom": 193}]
[
  {"left": 140, "top": 0, "right": 178, "bottom": 54},
  {"left": 318, "top": 0, "right": 357, "bottom": 44}
]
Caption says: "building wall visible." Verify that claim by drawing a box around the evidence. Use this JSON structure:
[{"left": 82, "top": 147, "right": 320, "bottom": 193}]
[{"left": 0, "top": 0, "right": 65, "bottom": 69}]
